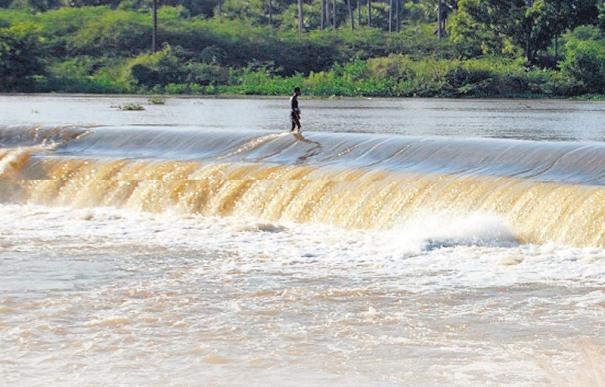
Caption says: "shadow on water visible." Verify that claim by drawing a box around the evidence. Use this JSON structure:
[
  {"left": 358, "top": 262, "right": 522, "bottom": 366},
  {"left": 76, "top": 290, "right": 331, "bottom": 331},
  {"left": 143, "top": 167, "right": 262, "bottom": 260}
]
[
  {"left": 292, "top": 131, "right": 322, "bottom": 163},
  {"left": 207, "top": 131, "right": 323, "bottom": 164}
]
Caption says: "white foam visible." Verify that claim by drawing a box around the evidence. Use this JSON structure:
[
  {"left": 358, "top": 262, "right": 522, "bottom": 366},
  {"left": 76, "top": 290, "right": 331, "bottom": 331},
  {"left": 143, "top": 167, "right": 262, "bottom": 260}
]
[
  {"left": 389, "top": 211, "right": 519, "bottom": 253},
  {"left": 1, "top": 204, "right": 605, "bottom": 386}
]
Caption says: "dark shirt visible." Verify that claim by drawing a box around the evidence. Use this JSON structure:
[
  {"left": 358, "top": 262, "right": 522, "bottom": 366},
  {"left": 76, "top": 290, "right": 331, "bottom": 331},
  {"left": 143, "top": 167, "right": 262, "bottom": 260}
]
[{"left": 290, "top": 94, "right": 300, "bottom": 113}]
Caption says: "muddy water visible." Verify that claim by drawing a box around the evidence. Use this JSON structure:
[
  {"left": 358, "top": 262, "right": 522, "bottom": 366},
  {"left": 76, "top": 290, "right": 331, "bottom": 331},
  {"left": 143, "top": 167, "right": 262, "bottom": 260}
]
[{"left": 1, "top": 95, "right": 604, "bottom": 386}]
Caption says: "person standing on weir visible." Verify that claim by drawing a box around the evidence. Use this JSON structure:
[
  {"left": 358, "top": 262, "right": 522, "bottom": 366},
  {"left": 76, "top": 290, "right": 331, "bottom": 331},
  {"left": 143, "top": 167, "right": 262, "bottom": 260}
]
[{"left": 290, "top": 87, "right": 302, "bottom": 133}]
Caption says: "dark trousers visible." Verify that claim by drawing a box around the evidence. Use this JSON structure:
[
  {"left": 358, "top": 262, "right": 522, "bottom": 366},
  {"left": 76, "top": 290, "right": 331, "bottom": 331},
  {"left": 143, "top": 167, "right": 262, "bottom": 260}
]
[{"left": 291, "top": 111, "right": 301, "bottom": 131}]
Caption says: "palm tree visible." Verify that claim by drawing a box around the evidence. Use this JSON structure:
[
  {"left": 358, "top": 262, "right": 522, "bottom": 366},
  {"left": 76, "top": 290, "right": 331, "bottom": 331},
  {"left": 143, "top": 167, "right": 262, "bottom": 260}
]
[
  {"left": 268, "top": 0, "right": 272, "bottom": 27},
  {"left": 298, "top": 0, "right": 304, "bottom": 36},
  {"left": 332, "top": 0, "right": 336, "bottom": 28},
  {"left": 388, "top": 0, "right": 392, "bottom": 32},
  {"left": 437, "top": 0, "right": 444, "bottom": 38},
  {"left": 395, "top": 0, "right": 400, "bottom": 32},
  {"left": 152, "top": 0, "right": 157, "bottom": 52},
  {"left": 347, "top": 0, "right": 354, "bottom": 30},
  {"left": 320, "top": 0, "right": 325, "bottom": 30},
  {"left": 367, "top": 0, "right": 371, "bottom": 27}
]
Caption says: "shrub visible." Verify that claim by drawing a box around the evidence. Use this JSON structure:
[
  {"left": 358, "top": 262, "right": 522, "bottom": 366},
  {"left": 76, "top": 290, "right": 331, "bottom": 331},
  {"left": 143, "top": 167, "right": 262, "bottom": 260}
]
[
  {"left": 164, "top": 83, "right": 189, "bottom": 94},
  {"left": 560, "top": 26, "right": 605, "bottom": 94},
  {"left": 46, "top": 56, "right": 130, "bottom": 93},
  {"left": 366, "top": 55, "right": 557, "bottom": 97},
  {"left": 66, "top": 8, "right": 149, "bottom": 56},
  {"left": 148, "top": 95, "right": 166, "bottom": 104},
  {"left": 186, "top": 62, "right": 229, "bottom": 85},
  {"left": 129, "top": 45, "right": 188, "bottom": 88},
  {"left": 118, "top": 102, "right": 145, "bottom": 110}
]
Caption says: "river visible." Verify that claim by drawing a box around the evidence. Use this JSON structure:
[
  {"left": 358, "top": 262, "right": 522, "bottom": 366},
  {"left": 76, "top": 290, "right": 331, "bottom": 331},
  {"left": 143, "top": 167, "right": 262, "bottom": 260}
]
[{"left": 1, "top": 95, "right": 604, "bottom": 386}]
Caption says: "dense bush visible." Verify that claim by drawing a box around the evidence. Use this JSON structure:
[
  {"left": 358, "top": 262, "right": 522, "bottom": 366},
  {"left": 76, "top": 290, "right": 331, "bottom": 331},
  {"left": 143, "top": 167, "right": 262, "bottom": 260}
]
[
  {"left": 129, "top": 46, "right": 188, "bottom": 87},
  {"left": 127, "top": 45, "right": 229, "bottom": 89},
  {"left": 0, "top": 7, "right": 453, "bottom": 75},
  {"left": 0, "top": 23, "right": 46, "bottom": 91},
  {"left": 560, "top": 26, "right": 605, "bottom": 94}
]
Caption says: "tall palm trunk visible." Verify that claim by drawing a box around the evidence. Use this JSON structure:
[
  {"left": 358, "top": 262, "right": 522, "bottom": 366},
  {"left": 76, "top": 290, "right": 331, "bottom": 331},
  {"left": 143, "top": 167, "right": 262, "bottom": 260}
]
[
  {"left": 298, "top": 0, "right": 304, "bottom": 37},
  {"left": 152, "top": 0, "right": 157, "bottom": 53},
  {"left": 367, "top": 0, "right": 371, "bottom": 27},
  {"left": 395, "top": 0, "right": 399, "bottom": 32},
  {"left": 388, "top": 0, "right": 392, "bottom": 32},
  {"left": 437, "top": 0, "right": 444, "bottom": 38},
  {"left": 347, "top": 0, "right": 354, "bottom": 30},
  {"left": 332, "top": 0, "right": 336, "bottom": 28},
  {"left": 357, "top": 0, "right": 361, "bottom": 27},
  {"left": 320, "top": 0, "right": 325, "bottom": 30},
  {"left": 268, "top": 0, "right": 272, "bottom": 27}
]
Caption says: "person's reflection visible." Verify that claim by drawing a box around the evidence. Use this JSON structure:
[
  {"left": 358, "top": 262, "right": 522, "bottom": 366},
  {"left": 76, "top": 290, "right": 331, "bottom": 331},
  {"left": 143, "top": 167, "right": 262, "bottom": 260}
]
[{"left": 292, "top": 132, "right": 322, "bottom": 162}]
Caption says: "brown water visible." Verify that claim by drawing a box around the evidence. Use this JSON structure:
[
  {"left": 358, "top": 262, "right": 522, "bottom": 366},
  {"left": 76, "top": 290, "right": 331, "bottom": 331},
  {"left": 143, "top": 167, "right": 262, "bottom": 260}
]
[{"left": 1, "top": 95, "right": 605, "bottom": 386}]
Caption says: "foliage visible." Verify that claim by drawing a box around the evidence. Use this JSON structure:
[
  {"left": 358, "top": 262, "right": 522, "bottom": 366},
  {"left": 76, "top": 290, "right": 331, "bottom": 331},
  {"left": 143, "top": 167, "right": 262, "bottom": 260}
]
[
  {"left": 560, "top": 26, "right": 605, "bottom": 94},
  {"left": 67, "top": 9, "right": 150, "bottom": 56},
  {"left": 118, "top": 102, "right": 145, "bottom": 110},
  {"left": 214, "top": 56, "right": 563, "bottom": 98},
  {"left": 0, "top": 23, "right": 46, "bottom": 91},
  {"left": 147, "top": 95, "right": 166, "bottom": 104},
  {"left": 365, "top": 55, "right": 552, "bottom": 97},
  {"left": 129, "top": 45, "right": 188, "bottom": 87},
  {"left": 127, "top": 45, "right": 229, "bottom": 89},
  {"left": 45, "top": 56, "right": 130, "bottom": 92},
  {"left": 453, "top": 0, "right": 598, "bottom": 64},
  {"left": 0, "top": 1, "right": 604, "bottom": 97}
]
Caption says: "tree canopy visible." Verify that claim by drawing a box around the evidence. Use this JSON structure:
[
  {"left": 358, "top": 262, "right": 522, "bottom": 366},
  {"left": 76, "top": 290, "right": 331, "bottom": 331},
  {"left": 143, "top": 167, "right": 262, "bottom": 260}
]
[
  {"left": 1, "top": 0, "right": 604, "bottom": 95},
  {"left": 455, "top": 0, "right": 598, "bottom": 64}
]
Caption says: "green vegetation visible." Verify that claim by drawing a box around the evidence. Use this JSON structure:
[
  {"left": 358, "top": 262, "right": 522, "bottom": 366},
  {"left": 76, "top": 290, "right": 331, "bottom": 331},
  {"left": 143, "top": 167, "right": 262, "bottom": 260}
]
[
  {"left": 148, "top": 95, "right": 166, "bottom": 104},
  {"left": 116, "top": 102, "right": 146, "bottom": 110},
  {"left": 1, "top": 0, "right": 605, "bottom": 97}
]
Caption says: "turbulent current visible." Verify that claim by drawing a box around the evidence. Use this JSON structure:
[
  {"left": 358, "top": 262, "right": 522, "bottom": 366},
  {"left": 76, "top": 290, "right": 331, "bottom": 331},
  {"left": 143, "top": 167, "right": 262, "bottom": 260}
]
[
  {"left": 1, "top": 97, "right": 605, "bottom": 386},
  {"left": 2, "top": 125, "right": 605, "bottom": 247}
]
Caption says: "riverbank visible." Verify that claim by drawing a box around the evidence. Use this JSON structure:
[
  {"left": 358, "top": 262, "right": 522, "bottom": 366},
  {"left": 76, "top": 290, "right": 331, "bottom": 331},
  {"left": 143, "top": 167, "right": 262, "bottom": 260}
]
[
  {"left": 4, "top": 8, "right": 605, "bottom": 99},
  {"left": 8, "top": 90, "right": 605, "bottom": 101},
  {"left": 4, "top": 92, "right": 605, "bottom": 103},
  {"left": 24, "top": 55, "right": 604, "bottom": 100}
]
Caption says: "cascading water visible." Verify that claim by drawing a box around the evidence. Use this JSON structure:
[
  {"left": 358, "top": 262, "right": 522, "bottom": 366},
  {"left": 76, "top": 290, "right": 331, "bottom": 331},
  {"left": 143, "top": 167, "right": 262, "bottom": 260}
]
[
  {"left": 2, "top": 97, "right": 605, "bottom": 386},
  {"left": 2, "top": 125, "right": 605, "bottom": 247}
]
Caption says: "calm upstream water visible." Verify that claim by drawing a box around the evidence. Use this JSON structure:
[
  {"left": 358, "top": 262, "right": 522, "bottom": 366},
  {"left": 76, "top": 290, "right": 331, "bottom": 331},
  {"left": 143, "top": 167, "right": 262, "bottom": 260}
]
[{"left": 1, "top": 95, "right": 605, "bottom": 386}]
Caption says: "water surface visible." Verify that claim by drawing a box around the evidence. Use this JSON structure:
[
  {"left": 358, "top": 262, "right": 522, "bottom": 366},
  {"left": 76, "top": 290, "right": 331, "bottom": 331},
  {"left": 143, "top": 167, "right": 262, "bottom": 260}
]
[{"left": 1, "top": 95, "right": 604, "bottom": 386}]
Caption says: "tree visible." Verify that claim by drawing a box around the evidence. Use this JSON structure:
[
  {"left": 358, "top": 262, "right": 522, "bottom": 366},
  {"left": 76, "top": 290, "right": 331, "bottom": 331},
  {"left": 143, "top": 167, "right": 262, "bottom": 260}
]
[
  {"left": 560, "top": 25, "right": 605, "bottom": 93},
  {"left": 9, "top": 0, "right": 62, "bottom": 11},
  {"left": 297, "top": 0, "right": 304, "bottom": 35},
  {"left": 437, "top": 0, "right": 443, "bottom": 38},
  {"left": 395, "top": 0, "right": 400, "bottom": 32},
  {"left": 152, "top": 0, "right": 157, "bottom": 52},
  {"left": 332, "top": 0, "right": 336, "bottom": 28},
  {"left": 65, "top": 0, "right": 121, "bottom": 7},
  {"left": 449, "top": 1, "right": 504, "bottom": 58},
  {"left": 268, "top": 0, "right": 272, "bottom": 26},
  {"left": 320, "top": 0, "right": 325, "bottom": 29},
  {"left": 347, "top": 0, "right": 353, "bottom": 29},
  {"left": 388, "top": 0, "right": 392, "bottom": 32},
  {"left": 455, "top": 0, "right": 598, "bottom": 65},
  {"left": 0, "top": 25, "right": 46, "bottom": 91}
]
